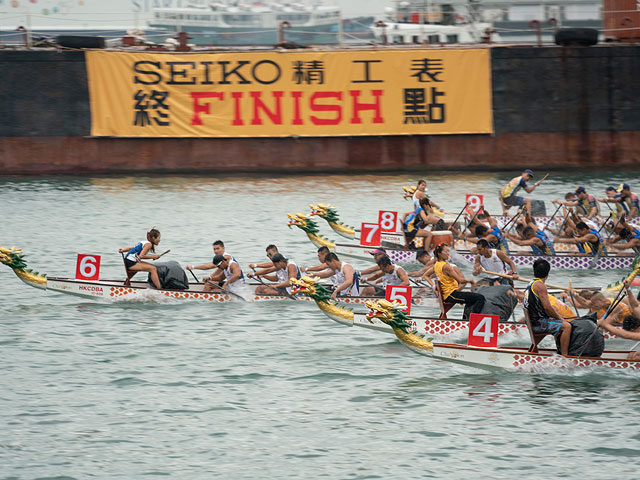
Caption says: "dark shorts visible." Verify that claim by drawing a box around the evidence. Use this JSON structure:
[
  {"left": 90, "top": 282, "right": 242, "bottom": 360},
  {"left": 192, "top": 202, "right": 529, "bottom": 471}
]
[
  {"left": 532, "top": 318, "right": 563, "bottom": 336},
  {"left": 503, "top": 196, "right": 524, "bottom": 207},
  {"left": 124, "top": 258, "right": 137, "bottom": 269},
  {"left": 374, "top": 286, "right": 386, "bottom": 297}
]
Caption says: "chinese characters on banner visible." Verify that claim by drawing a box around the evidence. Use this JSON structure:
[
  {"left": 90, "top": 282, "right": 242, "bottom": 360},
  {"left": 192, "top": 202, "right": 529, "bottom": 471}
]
[{"left": 86, "top": 49, "right": 492, "bottom": 137}]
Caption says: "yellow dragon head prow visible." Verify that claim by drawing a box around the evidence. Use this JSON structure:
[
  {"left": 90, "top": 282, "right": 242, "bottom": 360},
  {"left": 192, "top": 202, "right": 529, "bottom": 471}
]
[
  {"left": 0, "top": 246, "right": 47, "bottom": 289},
  {"left": 403, "top": 185, "right": 417, "bottom": 199},
  {"left": 286, "top": 213, "right": 336, "bottom": 249},
  {"left": 291, "top": 276, "right": 353, "bottom": 324}
]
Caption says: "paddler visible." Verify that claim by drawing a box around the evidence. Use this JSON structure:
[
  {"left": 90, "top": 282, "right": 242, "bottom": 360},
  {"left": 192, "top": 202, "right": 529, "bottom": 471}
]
[
  {"left": 553, "top": 187, "right": 600, "bottom": 218},
  {"left": 249, "top": 244, "right": 284, "bottom": 270},
  {"left": 118, "top": 227, "right": 163, "bottom": 289},
  {"left": 523, "top": 259, "right": 573, "bottom": 356},
  {"left": 567, "top": 290, "right": 631, "bottom": 326},
  {"left": 505, "top": 225, "right": 555, "bottom": 255},
  {"left": 401, "top": 197, "right": 436, "bottom": 249},
  {"left": 606, "top": 227, "right": 640, "bottom": 254},
  {"left": 187, "top": 239, "right": 239, "bottom": 282},
  {"left": 300, "top": 246, "right": 331, "bottom": 274},
  {"left": 464, "top": 206, "right": 510, "bottom": 253},
  {"left": 247, "top": 253, "right": 301, "bottom": 296},
  {"left": 472, "top": 239, "right": 518, "bottom": 286},
  {"left": 311, "top": 252, "right": 360, "bottom": 299},
  {"left": 598, "top": 280, "right": 640, "bottom": 360},
  {"left": 555, "top": 221, "right": 607, "bottom": 256},
  {"left": 207, "top": 254, "right": 245, "bottom": 294},
  {"left": 424, "top": 243, "right": 485, "bottom": 317},
  {"left": 411, "top": 179, "right": 428, "bottom": 210},
  {"left": 598, "top": 186, "right": 627, "bottom": 218},
  {"left": 407, "top": 250, "right": 435, "bottom": 285},
  {"left": 360, "top": 255, "right": 410, "bottom": 297},
  {"left": 499, "top": 169, "right": 544, "bottom": 215}
]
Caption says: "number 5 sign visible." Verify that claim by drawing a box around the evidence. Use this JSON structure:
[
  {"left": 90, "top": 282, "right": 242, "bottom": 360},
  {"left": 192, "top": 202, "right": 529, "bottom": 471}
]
[
  {"left": 360, "top": 223, "right": 381, "bottom": 247},
  {"left": 385, "top": 285, "right": 412, "bottom": 315},
  {"left": 76, "top": 254, "right": 101, "bottom": 281},
  {"left": 465, "top": 194, "right": 484, "bottom": 215},
  {"left": 468, "top": 314, "right": 499, "bottom": 348}
]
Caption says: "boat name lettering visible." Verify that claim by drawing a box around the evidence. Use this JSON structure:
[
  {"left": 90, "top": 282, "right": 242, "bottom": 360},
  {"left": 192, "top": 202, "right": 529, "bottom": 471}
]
[{"left": 79, "top": 285, "right": 104, "bottom": 294}]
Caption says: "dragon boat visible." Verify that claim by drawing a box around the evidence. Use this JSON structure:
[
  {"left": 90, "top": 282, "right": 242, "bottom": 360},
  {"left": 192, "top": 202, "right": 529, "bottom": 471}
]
[
  {"left": 0, "top": 246, "right": 445, "bottom": 306},
  {"left": 291, "top": 276, "right": 530, "bottom": 339},
  {"left": 372, "top": 300, "right": 640, "bottom": 372}
]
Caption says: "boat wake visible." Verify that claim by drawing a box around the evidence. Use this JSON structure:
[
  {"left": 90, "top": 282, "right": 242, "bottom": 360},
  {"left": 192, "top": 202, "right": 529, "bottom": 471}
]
[{"left": 111, "top": 289, "right": 181, "bottom": 304}]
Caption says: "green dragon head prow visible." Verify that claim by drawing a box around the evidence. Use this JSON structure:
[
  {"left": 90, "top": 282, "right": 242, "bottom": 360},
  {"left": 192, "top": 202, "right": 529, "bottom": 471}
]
[
  {"left": 290, "top": 276, "right": 332, "bottom": 303},
  {"left": 605, "top": 256, "right": 640, "bottom": 293},
  {"left": 0, "top": 246, "right": 47, "bottom": 289},
  {"left": 365, "top": 298, "right": 434, "bottom": 350},
  {"left": 287, "top": 212, "right": 320, "bottom": 235}
]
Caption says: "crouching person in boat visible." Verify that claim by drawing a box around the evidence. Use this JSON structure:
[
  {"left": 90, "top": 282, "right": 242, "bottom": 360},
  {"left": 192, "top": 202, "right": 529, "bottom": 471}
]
[
  {"left": 310, "top": 252, "right": 360, "bottom": 300},
  {"left": 555, "top": 221, "right": 607, "bottom": 256},
  {"left": 426, "top": 243, "right": 485, "bottom": 317},
  {"left": 567, "top": 290, "right": 631, "bottom": 325},
  {"left": 506, "top": 225, "right": 555, "bottom": 255},
  {"left": 598, "top": 281, "right": 640, "bottom": 360},
  {"left": 118, "top": 228, "right": 162, "bottom": 289},
  {"left": 360, "top": 255, "right": 410, "bottom": 297},
  {"left": 208, "top": 254, "right": 245, "bottom": 294},
  {"left": 524, "top": 259, "right": 573, "bottom": 356},
  {"left": 248, "top": 253, "right": 301, "bottom": 296}
]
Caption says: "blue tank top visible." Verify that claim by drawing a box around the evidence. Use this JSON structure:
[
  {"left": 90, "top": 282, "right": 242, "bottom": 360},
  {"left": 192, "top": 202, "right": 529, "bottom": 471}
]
[
  {"left": 125, "top": 241, "right": 150, "bottom": 263},
  {"left": 531, "top": 231, "right": 555, "bottom": 255},
  {"left": 583, "top": 228, "right": 606, "bottom": 256},
  {"left": 488, "top": 226, "right": 510, "bottom": 254}
]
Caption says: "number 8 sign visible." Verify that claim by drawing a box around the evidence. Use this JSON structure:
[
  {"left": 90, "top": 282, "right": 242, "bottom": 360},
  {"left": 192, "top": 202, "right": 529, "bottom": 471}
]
[
  {"left": 468, "top": 314, "right": 498, "bottom": 348},
  {"left": 76, "top": 254, "right": 101, "bottom": 281},
  {"left": 385, "top": 285, "right": 412, "bottom": 315},
  {"left": 378, "top": 210, "right": 398, "bottom": 233}
]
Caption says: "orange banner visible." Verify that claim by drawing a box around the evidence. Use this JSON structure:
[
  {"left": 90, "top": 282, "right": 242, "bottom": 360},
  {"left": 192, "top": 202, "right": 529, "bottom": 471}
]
[{"left": 86, "top": 49, "right": 493, "bottom": 137}]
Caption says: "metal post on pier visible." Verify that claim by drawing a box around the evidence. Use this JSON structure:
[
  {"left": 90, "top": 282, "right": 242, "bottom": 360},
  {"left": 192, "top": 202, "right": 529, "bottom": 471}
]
[
  {"left": 278, "top": 20, "right": 291, "bottom": 44},
  {"left": 529, "top": 19, "right": 542, "bottom": 46}
]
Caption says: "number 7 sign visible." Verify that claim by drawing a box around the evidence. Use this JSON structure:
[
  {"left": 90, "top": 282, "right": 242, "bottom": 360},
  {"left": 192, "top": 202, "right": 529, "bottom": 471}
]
[
  {"left": 360, "top": 223, "right": 381, "bottom": 247},
  {"left": 468, "top": 314, "right": 498, "bottom": 348}
]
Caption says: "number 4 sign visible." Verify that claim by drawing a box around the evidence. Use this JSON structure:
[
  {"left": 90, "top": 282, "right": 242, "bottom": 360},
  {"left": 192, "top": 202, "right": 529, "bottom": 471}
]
[
  {"left": 468, "top": 314, "right": 499, "bottom": 348},
  {"left": 76, "top": 254, "right": 101, "bottom": 281},
  {"left": 385, "top": 285, "right": 412, "bottom": 315}
]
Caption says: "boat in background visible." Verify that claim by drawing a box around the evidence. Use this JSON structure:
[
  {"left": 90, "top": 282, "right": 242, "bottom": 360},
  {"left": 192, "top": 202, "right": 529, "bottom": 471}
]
[
  {"left": 372, "top": 0, "right": 500, "bottom": 45},
  {"left": 148, "top": 0, "right": 344, "bottom": 46}
]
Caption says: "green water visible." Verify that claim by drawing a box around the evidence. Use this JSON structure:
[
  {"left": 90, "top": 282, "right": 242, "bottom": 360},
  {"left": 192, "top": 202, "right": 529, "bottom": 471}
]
[{"left": 1, "top": 172, "right": 639, "bottom": 479}]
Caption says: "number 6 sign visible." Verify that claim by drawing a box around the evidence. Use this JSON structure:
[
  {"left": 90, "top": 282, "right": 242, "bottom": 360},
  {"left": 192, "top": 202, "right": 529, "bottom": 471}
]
[
  {"left": 76, "top": 254, "right": 101, "bottom": 281},
  {"left": 385, "top": 285, "right": 412, "bottom": 315},
  {"left": 468, "top": 314, "right": 498, "bottom": 348}
]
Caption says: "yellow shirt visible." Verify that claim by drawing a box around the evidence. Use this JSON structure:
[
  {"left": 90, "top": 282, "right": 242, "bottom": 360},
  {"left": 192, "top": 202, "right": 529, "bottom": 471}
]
[
  {"left": 549, "top": 296, "right": 575, "bottom": 319},
  {"left": 590, "top": 299, "right": 631, "bottom": 323},
  {"left": 434, "top": 261, "right": 458, "bottom": 300}
]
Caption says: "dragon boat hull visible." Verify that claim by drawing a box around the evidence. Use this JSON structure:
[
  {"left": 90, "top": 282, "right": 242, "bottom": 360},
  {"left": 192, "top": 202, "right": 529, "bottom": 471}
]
[
  {"left": 400, "top": 342, "right": 640, "bottom": 372},
  {"left": 330, "top": 311, "right": 619, "bottom": 341},
  {"left": 334, "top": 242, "right": 635, "bottom": 270}
]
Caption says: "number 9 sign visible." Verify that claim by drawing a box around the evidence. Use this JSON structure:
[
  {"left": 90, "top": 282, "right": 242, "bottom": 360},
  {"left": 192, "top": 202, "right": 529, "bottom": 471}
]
[
  {"left": 465, "top": 194, "right": 484, "bottom": 215},
  {"left": 76, "top": 254, "right": 101, "bottom": 281},
  {"left": 385, "top": 285, "right": 412, "bottom": 315}
]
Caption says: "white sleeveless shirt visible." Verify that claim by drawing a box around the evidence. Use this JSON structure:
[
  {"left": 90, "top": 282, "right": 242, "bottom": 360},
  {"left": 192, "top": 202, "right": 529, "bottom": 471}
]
[
  {"left": 330, "top": 262, "right": 359, "bottom": 296},
  {"left": 276, "top": 260, "right": 300, "bottom": 294},
  {"left": 381, "top": 265, "right": 405, "bottom": 286},
  {"left": 479, "top": 249, "right": 507, "bottom": 277}
]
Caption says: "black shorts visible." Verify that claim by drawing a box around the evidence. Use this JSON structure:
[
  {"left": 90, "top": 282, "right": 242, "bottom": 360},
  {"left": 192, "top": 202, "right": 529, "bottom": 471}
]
[{"left": 124, "top": 258, "right": 137, "bottom": 269}]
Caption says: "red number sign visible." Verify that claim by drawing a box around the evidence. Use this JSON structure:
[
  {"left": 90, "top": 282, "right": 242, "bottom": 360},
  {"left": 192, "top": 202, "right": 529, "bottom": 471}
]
[
  {"left": 468, "top": 314, "right": 499, "bottom": 348},
  {"left": 75, "top": 254, "right": 101, "bottom": 281},
  {"left": 360, "top": 223, "right": 381, "bottom": 247},
  {"left": 465, "top": 194, "right": 484, "bottom": 215},
  {"left": 378, "top": 210, "right": 398, "bottom": 233},
  {"left": 385, "top": 285, "right": 412, "bottom": 315}
]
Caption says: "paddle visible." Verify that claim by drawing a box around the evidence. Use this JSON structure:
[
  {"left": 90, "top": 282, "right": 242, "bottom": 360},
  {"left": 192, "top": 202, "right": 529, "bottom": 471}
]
[
  {"left": 541, "top": 202, "right": 563, "bottom": 234},
  {"left": 567, "top": 280, "right": 580, "bottom": 317},
  {"left": 536, "top": 173, "right": 550, "bottom": 186},
  {"left": 158, "top": 249, "right": 171, "bottom": 258},
  {"left": 479, "top": 268, "right": 593, "bottom": 292},
  {"left": 586, "top": 213, "right": 614, "bottom": 269},
  {"left": 502, "top": 207, "right": 525, "bottom": 233},
  {"left": 187, "top": 268, "right": 245, "bottom": 301},
  {"left": 250, "top": 266, "right": 297, "bottom": 300},
  {"left": 448, "top": 203, "right": 469, "bottom": 232}
]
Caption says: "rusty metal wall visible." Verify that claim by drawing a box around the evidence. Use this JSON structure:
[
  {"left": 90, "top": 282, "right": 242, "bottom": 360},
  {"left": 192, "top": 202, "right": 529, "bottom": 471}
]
[{"left": 0, "top": 46, "right": 639, "bottom": 174}]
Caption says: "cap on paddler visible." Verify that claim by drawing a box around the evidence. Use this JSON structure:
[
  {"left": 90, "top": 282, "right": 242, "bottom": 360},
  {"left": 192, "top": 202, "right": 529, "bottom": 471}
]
[
  {"left": 622, "top": 183, "right": 631, "bottom": 190},
  {"left": 366, "top": 248, "right": 387, "bottom": 255},
  {"left": 212, "top": 254, "right": 225, "bottom": 266},
  {"left": 270, "top": 253, "right": 286, "bottom": 263},
  {"left": 575, "top": 186, "right": 586, "bottom": 194},
  {"left": 523, "top": 169, "right": 534, "bottom": 176},
  {"left": 606, "top": 186, "right": 616, "bottom": 192}
]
